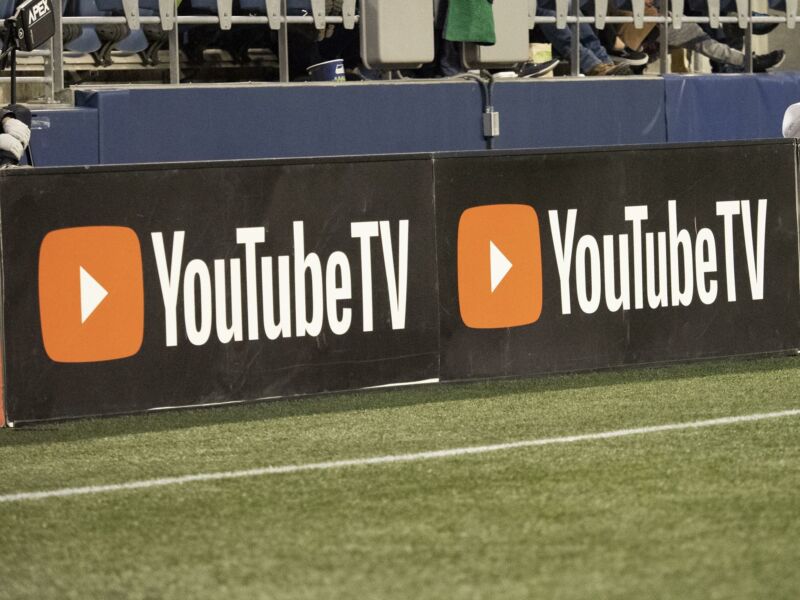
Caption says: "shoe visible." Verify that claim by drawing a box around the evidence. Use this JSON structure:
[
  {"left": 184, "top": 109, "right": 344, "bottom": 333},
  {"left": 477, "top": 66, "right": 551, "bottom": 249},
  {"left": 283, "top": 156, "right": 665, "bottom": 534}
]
[
  {"left": 751, "top": 11, "right": 780, "bottom": 35},
  {"left": 553, "top": 60, "right": 572, "bottom": 76},
  {"left": 753, "top": 49, "right": 785, "bottom": 72},
  {"left": 517, "top": 58, "right": 560, "bottom": 78},
  {"left": 493, "top": 70, "right": 519, "bottom": 79},
  {"left": 723, "top": 12, "right": 779, "bottom": 38},
  {"left": 587, "top": 62, "right": 634, "bottom": 76},
  {"left": 608, "top": 47, "right": 649, "bottom": 66}
]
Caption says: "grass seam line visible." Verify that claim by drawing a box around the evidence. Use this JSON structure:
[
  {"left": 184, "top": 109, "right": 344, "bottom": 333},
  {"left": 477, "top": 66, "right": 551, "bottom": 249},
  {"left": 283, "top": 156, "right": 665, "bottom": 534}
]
[{"left": 2, "top": 408, "right": 799, "bottom": 503}]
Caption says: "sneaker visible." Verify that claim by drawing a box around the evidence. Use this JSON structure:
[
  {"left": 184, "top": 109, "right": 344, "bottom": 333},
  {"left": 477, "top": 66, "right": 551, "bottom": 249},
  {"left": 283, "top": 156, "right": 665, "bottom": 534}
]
[
  {"left": 517, "top": 58, "right": 560, "bottom": 78},
  {"left": 608, "top": 47, "right": 649, "bottom": 66},
  {"left": 493, "top": 70, "right": 520, "bottom": 79},
  {"left": 723, "top": 12, "right": 779, "bottom": 38},
  {"left": 753, "top": 49, "right": 785, "bottom": 72},
  {"left": 750, "top": 12, "right": 780, "bottom": 35},
  {"left": 587, "top": 62, "right": 634, "bottom": 76}
]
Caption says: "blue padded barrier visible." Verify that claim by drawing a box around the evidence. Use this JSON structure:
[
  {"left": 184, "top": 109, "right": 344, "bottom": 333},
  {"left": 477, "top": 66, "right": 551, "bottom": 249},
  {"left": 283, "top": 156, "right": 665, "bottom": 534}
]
[
  {"left": 22, "top": 73, "right": 800, "bottom": 167},
  {"left": 73, "top": 79, "right": 667, "bottom": 164},
  {"left": 27, "top": 108, "right": 99, "bottom": 166},
  {"left": 664, "top": 74, "right": 800, "bottom": 143},
  {"left": 75, "top": 82, "right": 486, "bottom": 163},
  {"left": 493, "top": 78, "right": 667, "bottom": 149}
]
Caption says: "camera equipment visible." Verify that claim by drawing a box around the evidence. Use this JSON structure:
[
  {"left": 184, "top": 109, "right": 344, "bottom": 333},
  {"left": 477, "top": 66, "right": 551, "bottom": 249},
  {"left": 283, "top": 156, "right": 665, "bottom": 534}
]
[
  {"left": 7, "top": 0, "right": 55, "bottom": 53},
  {"left": 0, "top": 0, "right": 56, "bottom": 166}
]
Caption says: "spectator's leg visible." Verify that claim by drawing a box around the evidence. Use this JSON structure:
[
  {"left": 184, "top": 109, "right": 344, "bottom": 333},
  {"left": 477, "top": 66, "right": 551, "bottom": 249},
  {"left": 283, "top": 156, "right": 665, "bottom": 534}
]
[
  {"left": 536, "top": 8, "right": 605, "bottom": 73},
  {"left": 579, "top": 19, "right": 613, "bottom": 63},
  {"left": 439, "top": 40, "right": 464, "bottom": 76},
  {"left": 667, "top": 22, "right": 745, "bottom": 66},
  {"left": 614, "top": 3, "right": 658, "bottom": 50}
]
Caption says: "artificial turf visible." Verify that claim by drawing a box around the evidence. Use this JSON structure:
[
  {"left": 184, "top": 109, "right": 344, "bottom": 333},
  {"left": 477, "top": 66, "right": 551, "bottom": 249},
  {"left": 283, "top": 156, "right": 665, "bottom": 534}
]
[{"left": 1, "top": 355, "right": 799, "bottom": 599}]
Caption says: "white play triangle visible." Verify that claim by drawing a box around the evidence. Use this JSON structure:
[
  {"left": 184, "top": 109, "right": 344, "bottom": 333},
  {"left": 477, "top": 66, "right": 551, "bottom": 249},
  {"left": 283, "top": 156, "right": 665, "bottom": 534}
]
[
  {"left": 80, "top": 266, "right": 109, "bottom": 323},
  {"left": 489, "top": 240, "right": 513, "bottom": 293}
]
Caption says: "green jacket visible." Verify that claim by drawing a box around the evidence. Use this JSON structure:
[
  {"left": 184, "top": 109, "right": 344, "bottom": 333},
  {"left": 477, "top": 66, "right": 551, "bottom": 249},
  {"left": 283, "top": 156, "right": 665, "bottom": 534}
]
[{"left": 444, "top": 0, "right": 496, "bottom": 45}]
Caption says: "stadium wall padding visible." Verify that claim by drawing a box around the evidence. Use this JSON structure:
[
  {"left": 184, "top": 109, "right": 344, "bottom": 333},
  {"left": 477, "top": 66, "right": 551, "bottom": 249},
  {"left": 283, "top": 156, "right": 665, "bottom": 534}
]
[
  {"left": 24, "top": 73, "right": 800, "bottom": 167},
  {"left": 28, "top": 107, "right": 99, "bottom": 167},
  {"left": 663, "top": 73, "right": 800, "bottom": 143},
  {"left": 0, "top": 140, "right": 798, "bottom": 425}
]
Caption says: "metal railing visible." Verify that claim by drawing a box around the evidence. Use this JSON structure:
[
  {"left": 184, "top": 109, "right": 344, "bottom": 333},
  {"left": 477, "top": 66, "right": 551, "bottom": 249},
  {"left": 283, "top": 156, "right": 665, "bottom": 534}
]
[{"left": 2, "top": 0, "right": 798, "bottom": 102}]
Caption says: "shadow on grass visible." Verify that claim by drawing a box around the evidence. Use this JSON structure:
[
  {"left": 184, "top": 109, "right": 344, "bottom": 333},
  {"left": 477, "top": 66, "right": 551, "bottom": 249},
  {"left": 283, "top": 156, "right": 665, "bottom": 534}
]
[{"left": 2, "top": 353, "right": 797, "bottom": 447}]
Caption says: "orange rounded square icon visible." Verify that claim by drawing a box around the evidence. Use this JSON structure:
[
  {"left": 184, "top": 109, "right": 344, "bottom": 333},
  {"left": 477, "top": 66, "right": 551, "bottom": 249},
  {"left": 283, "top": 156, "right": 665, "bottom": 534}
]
[
  {"left": 38, "top": 226, "right": 145, "bottom": 363},
  {"left": 457, "top": 204, "right": 543, "bottom": 329}
]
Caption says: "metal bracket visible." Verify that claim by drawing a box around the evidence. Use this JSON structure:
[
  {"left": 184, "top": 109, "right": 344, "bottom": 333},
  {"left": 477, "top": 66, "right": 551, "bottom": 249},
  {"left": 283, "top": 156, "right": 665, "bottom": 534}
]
[
  {"left": 122, "top": 0, "right": 140, "bottom": 30},
  {"left": 342, "top": 0, "right": 356, "bottom": 29},
  {"left": 734, "top": 0, "right": 747, "bottom": 28},
  {"left": 528, "top": 0, "right": 536, "bottom": 28},
  {"left": 555, "top": 0, "right": 568, "bottom": 28},
  {"left": 266, "top": 0, "right": 282, "bottom": 30},
  {"left": 707, "top": 0, "right": 720, "bottom": 28},
  {"left": 631, "top": 0, "right": 644, "bottom": 28},
  {"left": 310, "top": 0, "right": 326, "bottom": 30},
  {"left": 788, "top": 0, "right": 797, "bottom": 29},
  {"left": 158, "top": 0, "right": 175, "bottom": 30},
  {"left": 218, "top": 0, "right": 233, "bottom": 29},
  {"left": 671, "top": 0, "right": 683, "bottom": 28},
  {"left": 595, "top": 0, "right": 607, "bottom": 29}
]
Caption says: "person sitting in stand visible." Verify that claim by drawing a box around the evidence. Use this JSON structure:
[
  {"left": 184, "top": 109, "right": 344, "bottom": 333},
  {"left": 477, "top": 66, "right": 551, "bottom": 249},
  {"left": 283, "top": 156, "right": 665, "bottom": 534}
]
[
  {"left": 0, "top": 103, "right": 31, "bottom": 168},
  {"left": 535, "top": 5, "right": 634, "bottom": 75}
]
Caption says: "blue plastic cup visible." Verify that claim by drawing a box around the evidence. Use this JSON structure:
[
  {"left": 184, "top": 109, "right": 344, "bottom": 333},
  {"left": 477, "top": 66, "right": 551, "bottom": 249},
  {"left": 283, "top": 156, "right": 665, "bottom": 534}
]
[{"left": 307, "top": 59, "right": 346, "bottom": 82}]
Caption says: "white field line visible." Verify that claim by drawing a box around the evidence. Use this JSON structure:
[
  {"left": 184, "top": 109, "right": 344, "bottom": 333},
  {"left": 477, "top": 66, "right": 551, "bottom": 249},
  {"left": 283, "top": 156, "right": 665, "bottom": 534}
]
[{"left": 2, "top": 408, "right": 799, "bottom": 504}]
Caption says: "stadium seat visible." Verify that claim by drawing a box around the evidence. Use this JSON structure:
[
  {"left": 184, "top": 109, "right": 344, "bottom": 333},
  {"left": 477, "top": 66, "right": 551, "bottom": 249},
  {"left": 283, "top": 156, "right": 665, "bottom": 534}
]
[
  {"left": 92, "top": 0, "right": 150, "bottom": 60},
  {"left": 461, "top": 0, "right": 530, "bottom": 68},
  {"left": 359, "top": 0, "right": 434, "bottom": 69}
]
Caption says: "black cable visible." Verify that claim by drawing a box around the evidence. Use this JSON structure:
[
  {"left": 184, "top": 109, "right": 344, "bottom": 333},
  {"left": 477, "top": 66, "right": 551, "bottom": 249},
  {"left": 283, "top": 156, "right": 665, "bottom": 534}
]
[{"left": 453, "top": 71, "right": 498, "bottom": 151}]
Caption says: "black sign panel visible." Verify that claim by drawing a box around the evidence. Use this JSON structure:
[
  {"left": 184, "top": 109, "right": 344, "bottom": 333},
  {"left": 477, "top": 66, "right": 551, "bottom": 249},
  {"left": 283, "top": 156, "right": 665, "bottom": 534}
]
[
  {"left": 0, "top": 156, "right": 439, "bottom": 423},
  {"left": 436, "top": 141, "right": 800, "bottom": 381}
]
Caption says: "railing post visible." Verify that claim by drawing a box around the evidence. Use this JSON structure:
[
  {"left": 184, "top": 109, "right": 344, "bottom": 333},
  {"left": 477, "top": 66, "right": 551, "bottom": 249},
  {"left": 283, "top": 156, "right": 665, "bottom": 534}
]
[
  {"left": 631, "top": 0, "right": 644, "bottom": 28},
  {"left": 279, "top": 0, "right": 289, "bottom": 82},
  {"left": 342, "top": 0, "right": 357, "bottom": 29},
  {"left": 707, "top": 0, "right": 720, "bottom": 28},
  {"left": 266, "top": 0, "right": 282, "bottom": 29},
  {"left": 659, "top": 0, "right": 668, "bottom": 74},
  {"left": 595, "top": 0, "right": 607, "bottom": 29},
  {"left": 50, "top": 0, "right": 64, "bottom": 101},
  {"left": 122, "top": 0, "right": 141, "bottom": 29},
  {"left": 218, "top": 0, "right": 233, "bottom": 29},
  {"left": 734, "top": 0, "right": 748, "bottom": 27},
  {"left": 744, "top": 0, "right": 752, "bottom": 72},
  {"left": 672, "top": 0, "right": 683, "bottom": 28},
  {"left": 159, "top": 0, "right": 176, "bottom": 29},
  {"left": 169, "top": 21, "right": 180, "bottom": 83},
  {"left": 570, "top": 0, "right": 579, "bottom": 76},
  {"left": 310, "top": 0, "right": 326, "bottom": 30},
  {"left": 555, "top": 0, "right": 568, "bottom": 28}
]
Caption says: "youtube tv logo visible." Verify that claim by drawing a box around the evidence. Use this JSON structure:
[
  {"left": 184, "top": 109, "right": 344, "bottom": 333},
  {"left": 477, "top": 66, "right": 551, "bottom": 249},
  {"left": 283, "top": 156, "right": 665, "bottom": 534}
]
[
  {"left": 38, "top": 226, "right": 145, "bottom": 363},
  {"left": 457, "top": 204, "right": 543, "bottom": 329}
]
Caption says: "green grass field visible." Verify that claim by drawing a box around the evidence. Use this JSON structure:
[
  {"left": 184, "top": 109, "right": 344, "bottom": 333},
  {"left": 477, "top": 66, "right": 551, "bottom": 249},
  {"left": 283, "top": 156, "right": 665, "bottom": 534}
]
[{"left": 2, "top": 356, "right": 800, "bottom": 599}]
